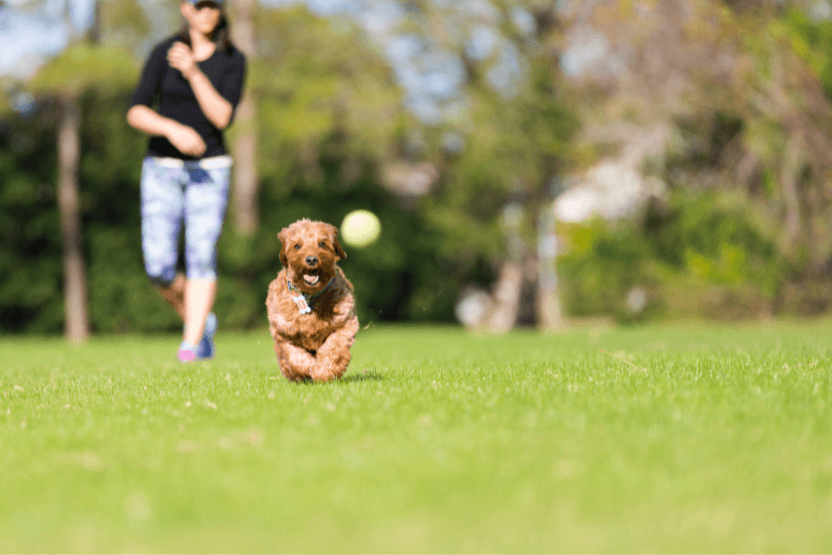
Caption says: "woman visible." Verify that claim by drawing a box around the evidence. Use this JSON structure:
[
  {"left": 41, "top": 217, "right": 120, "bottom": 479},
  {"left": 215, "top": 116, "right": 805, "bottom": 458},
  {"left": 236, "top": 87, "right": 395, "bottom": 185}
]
[{"left": 127, "top": 0, "right": 246, "bottom": 362}]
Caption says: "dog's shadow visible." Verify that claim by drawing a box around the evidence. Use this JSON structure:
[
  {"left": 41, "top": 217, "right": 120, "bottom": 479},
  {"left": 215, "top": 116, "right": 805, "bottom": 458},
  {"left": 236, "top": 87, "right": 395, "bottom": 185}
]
[
  {"left": 295, "top": 371, "right": 383, "bottom": 385},
  {"left": 343, "top": 371, "right": 383, "bottom": 383}
]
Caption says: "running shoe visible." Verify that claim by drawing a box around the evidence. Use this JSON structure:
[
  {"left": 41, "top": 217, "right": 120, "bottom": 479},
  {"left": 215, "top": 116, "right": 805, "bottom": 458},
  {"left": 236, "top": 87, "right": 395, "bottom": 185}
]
[
  {"left": 197, "top": 312, "right": 217, "bottom": 360},
  {"left": 177, "top": 341, "right": 199, "bottom": 363}
]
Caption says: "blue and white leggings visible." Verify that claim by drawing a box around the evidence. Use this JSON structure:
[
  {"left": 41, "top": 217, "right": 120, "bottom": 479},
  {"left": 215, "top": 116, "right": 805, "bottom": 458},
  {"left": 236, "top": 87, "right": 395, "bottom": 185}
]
[{"left": 140, "top": 156, "right": 231, "bottom": 286}]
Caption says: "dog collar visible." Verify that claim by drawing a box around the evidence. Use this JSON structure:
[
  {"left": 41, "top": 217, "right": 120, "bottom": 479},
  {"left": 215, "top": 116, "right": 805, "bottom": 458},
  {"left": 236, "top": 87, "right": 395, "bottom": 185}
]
[{"left": 287, "top": 277, "right": 334, "bottom": 314}]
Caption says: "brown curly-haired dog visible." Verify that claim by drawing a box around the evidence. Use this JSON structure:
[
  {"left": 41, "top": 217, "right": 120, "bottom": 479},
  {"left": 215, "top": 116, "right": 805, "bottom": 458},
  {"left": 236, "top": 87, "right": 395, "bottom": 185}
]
[{"left": 266, "top": 219, "right": 359, "bottom": 381}]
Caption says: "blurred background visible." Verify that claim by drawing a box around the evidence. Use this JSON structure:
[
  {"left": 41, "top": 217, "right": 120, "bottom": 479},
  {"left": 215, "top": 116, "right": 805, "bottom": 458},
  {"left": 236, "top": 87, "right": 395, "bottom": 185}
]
[{"left": 3, "top": 0, "right": 832, "bottom": 341}]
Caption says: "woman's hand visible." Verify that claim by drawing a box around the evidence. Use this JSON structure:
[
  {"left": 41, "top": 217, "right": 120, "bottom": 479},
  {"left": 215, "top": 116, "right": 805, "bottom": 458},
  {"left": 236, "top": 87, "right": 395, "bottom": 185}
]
[
  {"left": 166, "top": 122, "right": 206, "bottom": 156},
  {"left": 126, "top": 106, "right": 206, "bottom": 156},
  {"left": 167, "top": 42, "right": 199, "bottom": 79}
]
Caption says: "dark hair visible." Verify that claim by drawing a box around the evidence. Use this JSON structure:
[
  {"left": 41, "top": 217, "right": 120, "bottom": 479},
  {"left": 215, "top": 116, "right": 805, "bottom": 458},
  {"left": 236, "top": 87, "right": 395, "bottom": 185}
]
[{"left": 177, "top": 4, "right": 234, "bottom": 53}]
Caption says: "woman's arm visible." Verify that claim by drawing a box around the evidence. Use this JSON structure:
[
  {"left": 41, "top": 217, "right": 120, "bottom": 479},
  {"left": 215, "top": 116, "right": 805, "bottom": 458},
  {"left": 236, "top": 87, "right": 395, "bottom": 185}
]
[
  {"left": 127, "top": 105, "right": 206, "bottom": 156},
  {"left": 126, "top": 104, "right": 179, "bottom": 137},
  {"left": 168, "top": 42, "right": 234, "bottom": 130},
  {"left": 127, "top": 38, "right": 207, "bottom": 157}
]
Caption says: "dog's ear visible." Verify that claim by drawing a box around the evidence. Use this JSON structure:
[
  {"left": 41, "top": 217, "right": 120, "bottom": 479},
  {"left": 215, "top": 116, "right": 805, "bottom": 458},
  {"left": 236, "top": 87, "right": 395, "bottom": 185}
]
[
  {"left": 277, "top": 227, "right": 290, "bottom": 267},
  {"left": 329, "top": 224, "right": 346, "bottom": 260}
]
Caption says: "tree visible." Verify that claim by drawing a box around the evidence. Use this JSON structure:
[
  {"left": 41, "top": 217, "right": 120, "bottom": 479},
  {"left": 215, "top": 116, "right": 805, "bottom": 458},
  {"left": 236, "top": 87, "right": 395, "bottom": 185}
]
[
  {"left": 389, "top": 0, "right": 579, "bottom": 332},
  {"left": 28, "top": 0, "right": 141, "bottom": 341},
  {"left": 229, "top": 0, "right": 259, "bottom": 236},
  {"left": 56, "top": 88, "right": 87, "bottom": 343},
  {"left": 56, "top": 1, "right": 87, "bottom": 344},
  {"left": 251, "top": 6, "right": 407, "bottom": 180}
]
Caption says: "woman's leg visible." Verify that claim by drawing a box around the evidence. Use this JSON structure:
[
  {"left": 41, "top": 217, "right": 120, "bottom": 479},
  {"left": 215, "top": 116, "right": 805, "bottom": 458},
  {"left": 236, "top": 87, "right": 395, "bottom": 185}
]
[
  {"left": 182, "top": 165, "right": 230, "bottom": 348},
  {"left": 140, "top": 158, "right": 187, "bottom": 317},
  {"left": 183, "top": 278, "right": 216, "bottom": 346},
  {"left": 157, "top": 272, "right": 186, "bottom": 320}
]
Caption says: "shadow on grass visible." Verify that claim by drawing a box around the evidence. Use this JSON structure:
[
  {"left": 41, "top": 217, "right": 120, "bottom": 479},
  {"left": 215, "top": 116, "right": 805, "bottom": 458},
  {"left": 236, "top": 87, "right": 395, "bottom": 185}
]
[
  {"left": 293, "top": 371, "right": 384, "bottom": 385},
  {"left": 342, "top": 371, "right": 383, "bottom": 383}
]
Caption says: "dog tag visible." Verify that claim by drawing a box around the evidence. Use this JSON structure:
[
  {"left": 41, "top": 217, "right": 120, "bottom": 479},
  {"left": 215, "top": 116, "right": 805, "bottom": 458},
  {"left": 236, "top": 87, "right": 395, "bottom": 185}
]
[{"left": 292, "top": 294, "right": 312, "bottom": 314}]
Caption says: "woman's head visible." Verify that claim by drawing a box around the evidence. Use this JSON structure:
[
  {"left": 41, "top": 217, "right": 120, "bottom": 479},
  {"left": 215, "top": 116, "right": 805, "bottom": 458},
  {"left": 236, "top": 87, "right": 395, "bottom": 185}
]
[{"left": 179, "top": 0, "right": 232, "bottom": 51}]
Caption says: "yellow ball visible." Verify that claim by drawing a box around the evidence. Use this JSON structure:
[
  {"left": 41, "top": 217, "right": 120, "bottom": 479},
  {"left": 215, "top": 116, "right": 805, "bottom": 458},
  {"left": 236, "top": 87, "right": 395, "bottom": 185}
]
[{"left": 340, "top": 210, "right": 381, "bottom": 248}]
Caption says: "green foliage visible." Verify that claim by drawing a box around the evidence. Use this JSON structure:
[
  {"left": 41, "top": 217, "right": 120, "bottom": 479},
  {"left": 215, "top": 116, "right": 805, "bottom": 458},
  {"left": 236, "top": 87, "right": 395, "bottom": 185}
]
[
  {"left": 558, "top": 218, "right": 664, "bottom": 322},
  {"left": 425, "top": 50, "right": 582, "bottom": 280},
  {"left": 0, "top": 2, "right": 594, "bottom": 333},
  {"left": 2, "top": 324, "right": 832, "bottom": 551},
  {"left": 19, "top": 1, "right": 832, "bottom": 332},
  {"left": 0, "top": 100, "right": 64, "bottom": 332},
  {"left": 669, "top": 192, "right": 783, "bottom": 290},
  {"left": 1, "top": 6, "right": 466, "bottom": 334},
  {"left": 98, "top": 0, "right": 151, "bottom": 50},
  {"left": 782, "top": 7, "right": 832, "bottom": 100},
  {"left": 557, "top": 190, "right": 787, "bottom": 322},
  {"left": 0, "top": 80, "right": 14, "bottom": 117},
  {"left": 0, "top": 93, "right": 452, "bottom": 334},
  {"left": 28, "top": 44, "right": 139, "bottom": 97},
  {"left": 249, "top": 7, "right": 406, "bottom": 163},
  {"left": 550, "top": 0, "right": 832, "bottom": 324}
]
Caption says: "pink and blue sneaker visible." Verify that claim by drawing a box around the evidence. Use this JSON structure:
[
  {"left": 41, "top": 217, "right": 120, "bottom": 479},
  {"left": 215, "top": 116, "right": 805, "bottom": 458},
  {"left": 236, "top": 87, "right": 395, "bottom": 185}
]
[
  {"left": 177, "top": 341, "right": 199, "bottom": 363},
  {"left": 177, "top": 313, "right": 217, "bottom": 363}
]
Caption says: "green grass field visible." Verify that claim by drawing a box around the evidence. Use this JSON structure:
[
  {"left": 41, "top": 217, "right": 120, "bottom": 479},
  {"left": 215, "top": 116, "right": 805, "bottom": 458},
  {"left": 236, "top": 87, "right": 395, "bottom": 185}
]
[{"left": 2, "top": 322, "right": 831, "bottom": 553}]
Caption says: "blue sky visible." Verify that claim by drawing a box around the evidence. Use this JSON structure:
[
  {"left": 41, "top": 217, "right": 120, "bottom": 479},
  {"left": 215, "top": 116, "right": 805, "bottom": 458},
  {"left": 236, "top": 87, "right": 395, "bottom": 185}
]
[
  {"left": 0, "top": 0, "right": 408, "bottom": 78},
  {"left": 0, "top": 0, "right": 96, "bottom": 78},
  {"left": 0, "top": 0, "right": 530, "bottom": 123}
]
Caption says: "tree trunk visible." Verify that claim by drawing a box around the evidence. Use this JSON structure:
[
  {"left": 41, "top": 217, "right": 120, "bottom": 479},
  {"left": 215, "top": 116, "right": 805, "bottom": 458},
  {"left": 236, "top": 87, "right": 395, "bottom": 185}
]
[
  {"left": 230, "top": 0, "right": 259, "bottom": 236},
  {"left": 536, "top": 205, "right": 562, "bottom": 331},
  {"left": 781, "top": 134, "right": 803, "bottom": 253},
  {"left": 484, "top": 261, "right": 523, "bottom": 334},
  {"left": 57, "top": 94, "right": 90, "bottom": 343}
]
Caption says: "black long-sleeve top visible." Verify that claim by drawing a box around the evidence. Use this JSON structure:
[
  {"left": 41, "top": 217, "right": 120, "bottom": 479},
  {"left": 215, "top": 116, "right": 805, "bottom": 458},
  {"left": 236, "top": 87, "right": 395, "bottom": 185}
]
[{"left": 130, "top": 35, "right": 246, "bottom": 160}]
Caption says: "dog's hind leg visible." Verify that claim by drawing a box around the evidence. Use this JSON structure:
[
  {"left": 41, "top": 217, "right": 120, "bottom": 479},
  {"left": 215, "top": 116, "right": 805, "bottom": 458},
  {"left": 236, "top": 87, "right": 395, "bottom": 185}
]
[{"left": 313, "top": 317, "right": 359, "bottom": 381}]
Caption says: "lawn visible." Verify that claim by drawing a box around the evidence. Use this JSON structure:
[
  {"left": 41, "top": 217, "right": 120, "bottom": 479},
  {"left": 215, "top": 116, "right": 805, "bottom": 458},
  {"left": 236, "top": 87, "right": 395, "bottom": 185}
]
[{"left": 1, "top": 322, "right": 831, "bottom": 553}]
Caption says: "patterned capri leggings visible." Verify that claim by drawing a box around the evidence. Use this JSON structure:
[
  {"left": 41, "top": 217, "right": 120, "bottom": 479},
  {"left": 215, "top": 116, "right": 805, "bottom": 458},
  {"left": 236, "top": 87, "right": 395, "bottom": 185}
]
[{"left": 140, "top": 156, "right": 231, "bottom": 286}]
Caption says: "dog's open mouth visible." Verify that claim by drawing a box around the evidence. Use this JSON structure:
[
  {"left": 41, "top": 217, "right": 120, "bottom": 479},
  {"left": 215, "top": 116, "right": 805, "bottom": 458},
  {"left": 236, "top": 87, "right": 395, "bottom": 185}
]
[{"left": 303, "top": 271, "right": 321, "bottom": 286}]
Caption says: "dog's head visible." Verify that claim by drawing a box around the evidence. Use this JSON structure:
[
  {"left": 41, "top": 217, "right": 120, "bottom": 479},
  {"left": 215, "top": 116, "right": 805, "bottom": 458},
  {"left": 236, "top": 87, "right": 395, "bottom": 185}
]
[{"left": 278, "top": 219, "right": 346, "bottom": 294}]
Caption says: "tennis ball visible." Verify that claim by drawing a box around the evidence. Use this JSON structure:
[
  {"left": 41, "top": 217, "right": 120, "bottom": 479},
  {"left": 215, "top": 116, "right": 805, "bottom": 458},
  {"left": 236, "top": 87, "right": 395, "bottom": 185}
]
[{"left": 340, "top": 209, "right": 381, "bottom": 248}]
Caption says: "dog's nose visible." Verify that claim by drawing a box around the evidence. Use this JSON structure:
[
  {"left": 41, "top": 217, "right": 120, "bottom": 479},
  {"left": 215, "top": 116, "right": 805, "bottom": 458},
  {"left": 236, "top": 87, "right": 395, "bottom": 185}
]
[{"left": 305, "top": 256, "right": 319, "bottom": 267}]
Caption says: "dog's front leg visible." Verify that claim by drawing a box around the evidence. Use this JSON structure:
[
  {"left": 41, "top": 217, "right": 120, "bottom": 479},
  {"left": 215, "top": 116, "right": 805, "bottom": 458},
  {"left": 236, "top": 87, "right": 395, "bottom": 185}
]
[
  {"left": 312, "top": 317, "right": 360, "bottom": 381},
  {"left": 276, "top": 339, "right": 318, "bottom": 381}
]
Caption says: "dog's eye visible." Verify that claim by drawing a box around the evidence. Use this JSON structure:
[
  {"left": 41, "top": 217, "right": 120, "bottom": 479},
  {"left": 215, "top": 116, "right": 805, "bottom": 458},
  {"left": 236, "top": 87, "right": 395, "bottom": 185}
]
[
  {"left": 294, "top": 244, "right": 301, "bottom": 250},
  {"left": 318, "top": 241, "right": 326, "bottom": 248}
]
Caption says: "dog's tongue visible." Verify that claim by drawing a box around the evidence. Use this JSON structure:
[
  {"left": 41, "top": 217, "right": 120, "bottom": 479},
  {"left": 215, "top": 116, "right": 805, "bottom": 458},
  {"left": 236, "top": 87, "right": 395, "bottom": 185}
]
[{"left": 303, "top": 274, "right": 320, "bottom": 285}]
